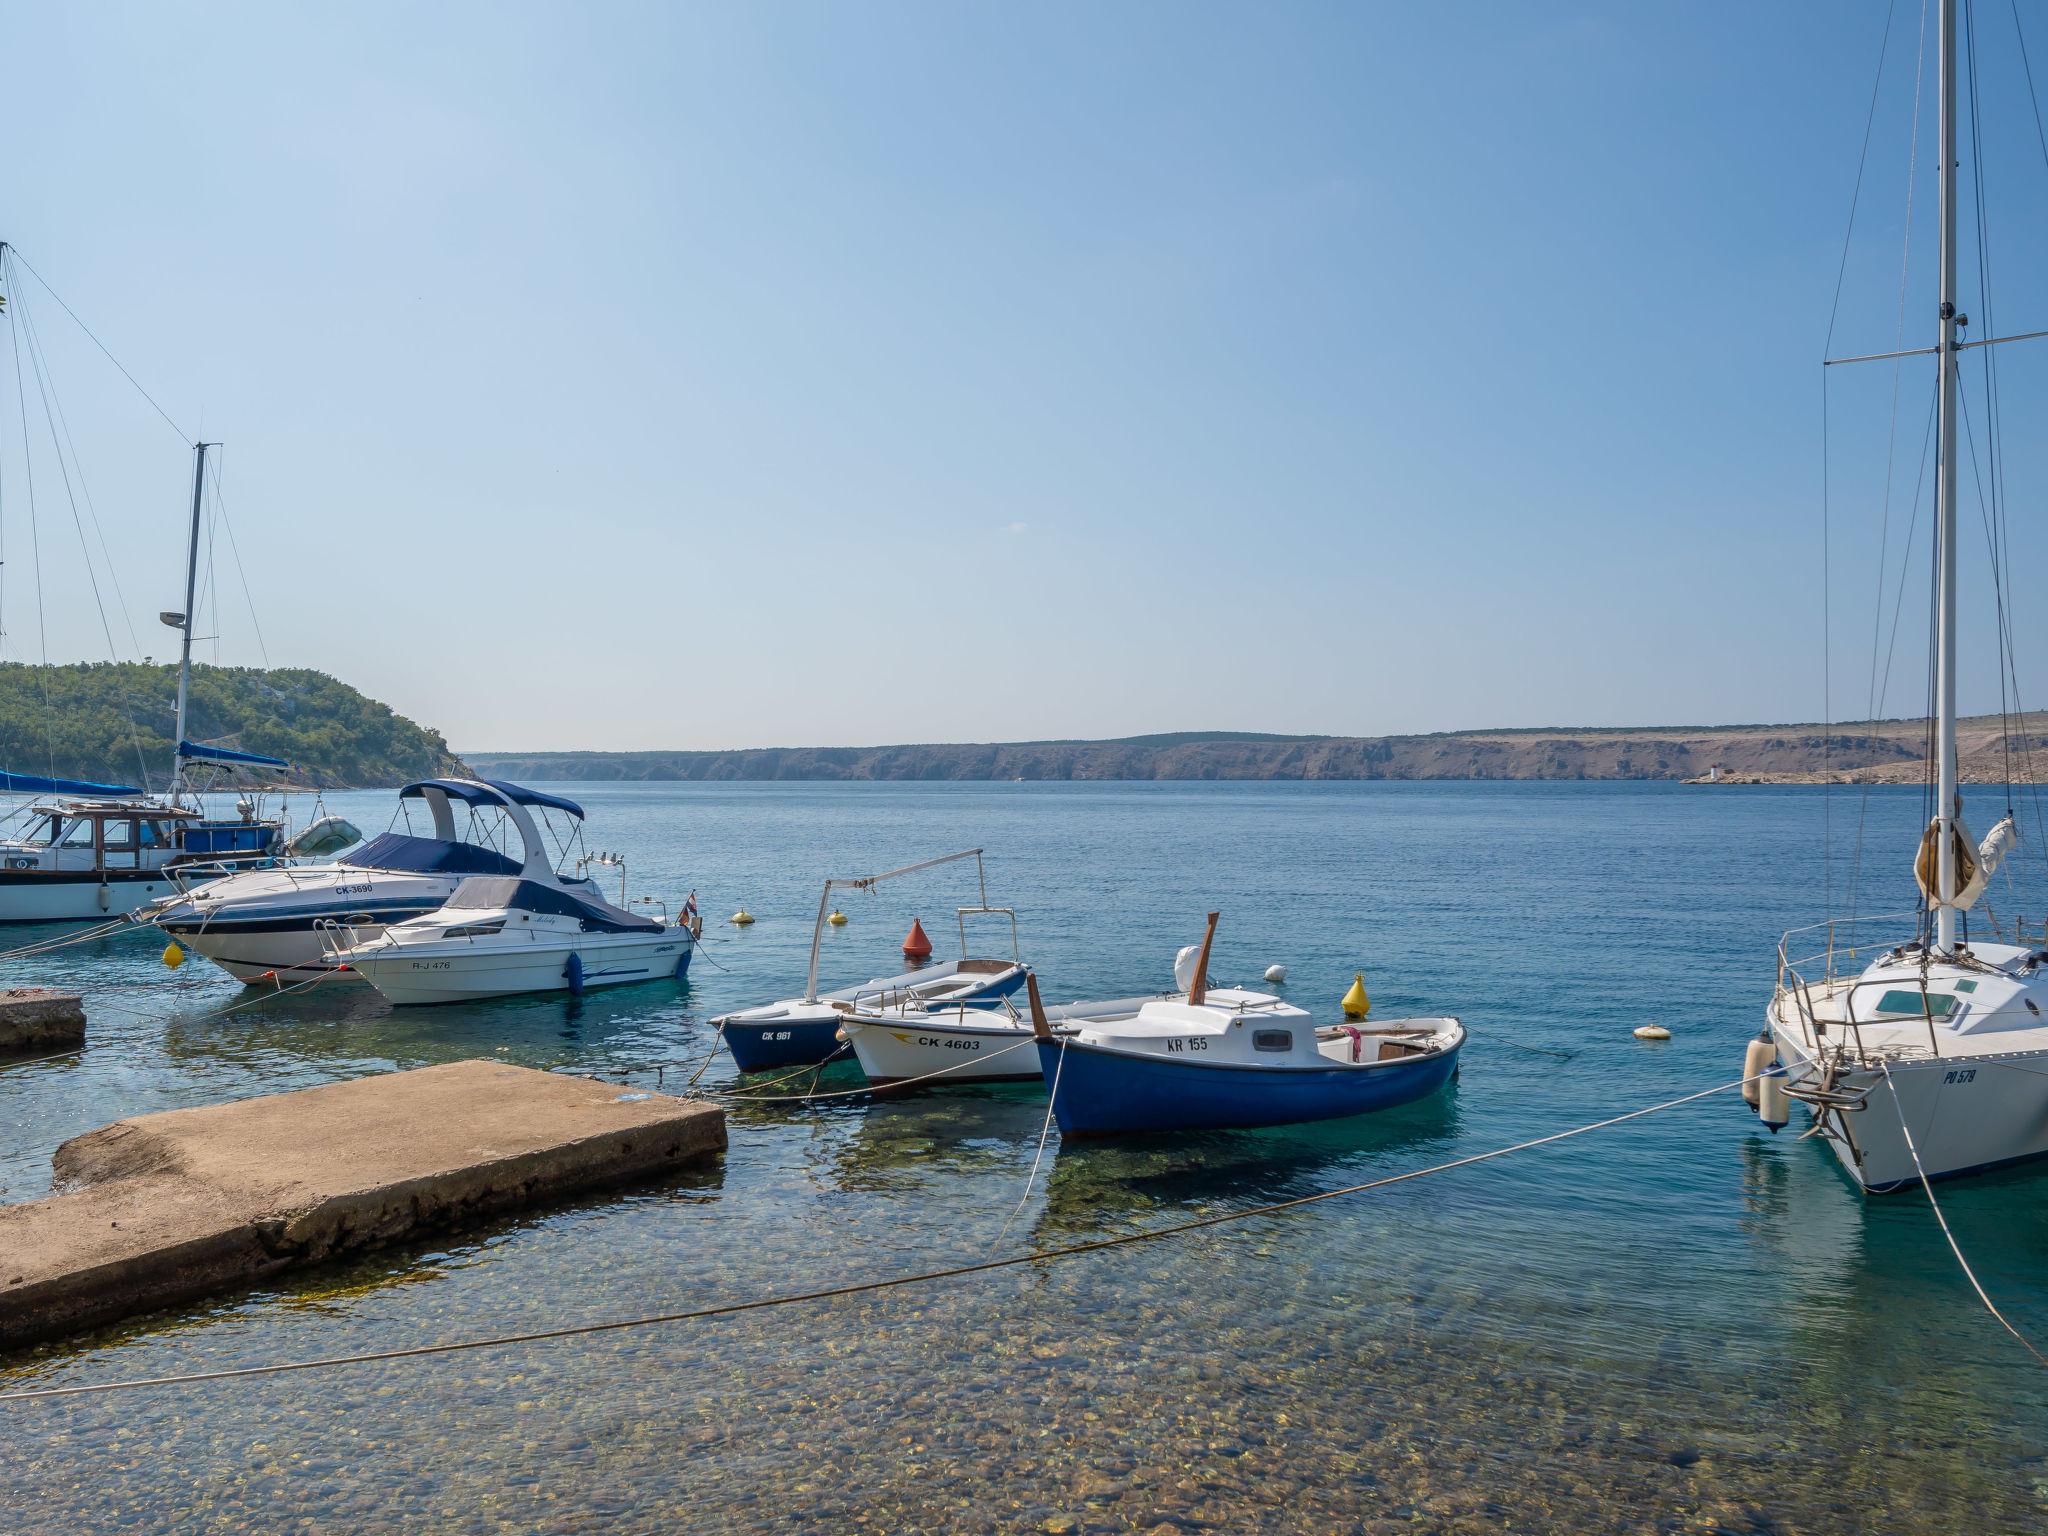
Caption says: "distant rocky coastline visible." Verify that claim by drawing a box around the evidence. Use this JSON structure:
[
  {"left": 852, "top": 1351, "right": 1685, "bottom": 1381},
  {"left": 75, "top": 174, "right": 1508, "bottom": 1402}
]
[{"left": 468, "top": 715, "right": 2048, "bottom": 784}]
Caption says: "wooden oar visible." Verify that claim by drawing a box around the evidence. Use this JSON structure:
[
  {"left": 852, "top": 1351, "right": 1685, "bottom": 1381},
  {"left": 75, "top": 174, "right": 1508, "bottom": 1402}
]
[{"left": 1187, "top": 910, "right": 1220, "bottom": 1007}]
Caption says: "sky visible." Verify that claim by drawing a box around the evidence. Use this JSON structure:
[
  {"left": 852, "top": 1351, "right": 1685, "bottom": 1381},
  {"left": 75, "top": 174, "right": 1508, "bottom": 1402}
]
[{"left": 3, "top": 0, "right": 2048, "bottom": 752}]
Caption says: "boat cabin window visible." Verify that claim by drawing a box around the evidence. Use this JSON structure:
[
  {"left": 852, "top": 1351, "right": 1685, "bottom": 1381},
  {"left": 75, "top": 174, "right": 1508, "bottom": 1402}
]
[
  {"left": 1253, "top": 1029, "right": 1294, "bottom": 1052},
  {"left": 58, "top": 819, "right": 98, "bottom": 848},
  {"left": 138, "top": 820, "right": 172, "bottom": 848},
  {"left": 1872, "top": 989, "right": 1958, "bottom": 1020},
  {"left": 101, "top": 820, "right": 136, "bottom": 851},
  {"left": 1954, "top": 979, "right": 1979, "bottom": 993},
  {"left": 31, "top": 815, "right": 62, "bottom": 845}
]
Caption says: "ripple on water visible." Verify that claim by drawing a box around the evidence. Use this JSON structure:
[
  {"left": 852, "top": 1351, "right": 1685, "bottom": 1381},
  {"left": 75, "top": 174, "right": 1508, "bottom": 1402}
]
[{"left": 4, "top": 781, "right": 2048, "bottom": 1533}]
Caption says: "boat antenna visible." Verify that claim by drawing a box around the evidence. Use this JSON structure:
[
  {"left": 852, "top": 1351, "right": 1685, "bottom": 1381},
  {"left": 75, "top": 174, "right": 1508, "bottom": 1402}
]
[{"left": 1932, "top": 0, "right": 1962, "bottom": 953}]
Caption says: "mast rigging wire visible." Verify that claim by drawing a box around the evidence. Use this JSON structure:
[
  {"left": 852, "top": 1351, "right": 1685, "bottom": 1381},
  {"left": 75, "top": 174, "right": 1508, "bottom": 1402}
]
[{"left": 0, "top": 247, "right": 188, "bottom": 445}]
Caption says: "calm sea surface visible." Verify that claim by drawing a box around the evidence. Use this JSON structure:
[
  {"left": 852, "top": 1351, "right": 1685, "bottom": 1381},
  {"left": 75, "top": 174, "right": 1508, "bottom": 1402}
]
[{"left": 4, "top": 780, "right": 2047, "bottom": 1534}]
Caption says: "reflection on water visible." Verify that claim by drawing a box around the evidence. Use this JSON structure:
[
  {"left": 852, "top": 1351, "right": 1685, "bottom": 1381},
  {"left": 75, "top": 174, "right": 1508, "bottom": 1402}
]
[{"left": 4, "top": 781, "right": 2048, "bottom": 1532}]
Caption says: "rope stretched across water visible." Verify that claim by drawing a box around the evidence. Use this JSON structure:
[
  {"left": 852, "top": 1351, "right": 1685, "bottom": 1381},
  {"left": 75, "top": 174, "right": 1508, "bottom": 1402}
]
[
  {"left": 1880, "top": 1061, "right": 2048, "bottom": 1369},
  {"left": 0, "top": 1073, "right": 1757, "bottom": 1406}
]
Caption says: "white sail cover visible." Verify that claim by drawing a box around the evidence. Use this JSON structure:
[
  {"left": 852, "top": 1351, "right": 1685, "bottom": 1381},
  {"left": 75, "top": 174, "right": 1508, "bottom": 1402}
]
[{"left": 1914, "top": 812, "right": 2018, "bottom": 911}]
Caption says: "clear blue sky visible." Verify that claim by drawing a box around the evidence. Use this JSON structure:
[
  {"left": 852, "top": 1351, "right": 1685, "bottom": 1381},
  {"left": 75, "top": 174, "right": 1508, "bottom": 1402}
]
[{"left": 3, "top": 0, "right": 2046, "bottom": 751}]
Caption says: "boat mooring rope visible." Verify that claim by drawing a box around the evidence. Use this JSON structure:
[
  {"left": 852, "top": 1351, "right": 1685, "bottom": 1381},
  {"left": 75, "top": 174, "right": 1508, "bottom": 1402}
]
[
  {"left": 0, "top": 916, "right": 136, "bottom": 964},
  {"left": 0, "top": 1073, "right": 1759, "bottom": 1406},
  {"left": 1879, "top": 1061, "right": 2048, "bottom": 1369},
  {"left": 707, "top": 1034, "right": 1039, "bottom": 1103},
  {"left": 991, "top": 1036, "right": 1065, "bottom": 1254}
]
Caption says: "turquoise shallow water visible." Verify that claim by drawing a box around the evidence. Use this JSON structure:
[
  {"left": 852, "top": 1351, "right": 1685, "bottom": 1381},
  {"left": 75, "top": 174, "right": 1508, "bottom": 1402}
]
[{"left": 4, "top": 780, "right": 2048, "bottom": 1533}]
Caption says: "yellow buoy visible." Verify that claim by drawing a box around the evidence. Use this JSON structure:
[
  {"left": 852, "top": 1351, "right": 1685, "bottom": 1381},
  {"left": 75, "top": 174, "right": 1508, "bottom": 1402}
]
[
  {"left": 161, "top": 941, "right": 185, "bottom": 970},
  {"left": 730, "top": 909, "right": 755, "bottom": 926},
  {"left": 1633, "top": 1024, "right": 1671, "bottom": 1041},
  {"left": 827, "top": 908, "right": 848, "bottom": 926},
  {"left": 1341, "top": 972, "right": 1370, "bottom": 1019}
]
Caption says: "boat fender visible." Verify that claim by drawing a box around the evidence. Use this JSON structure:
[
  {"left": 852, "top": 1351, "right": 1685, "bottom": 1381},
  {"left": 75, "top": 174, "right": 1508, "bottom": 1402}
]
[
  {"left": 1341, "top": 973, "right": 1370, "bottom": 1020},
  {"left": 1340, "top": 1024, "right": 1365, "bottom": 1062},
  {"left": 1633, "top": 1024, "right": 1671, "bottom": 1040},
  {"left": 1741, "top": 1033, "right": 1776, "bottom": 1107},
  {"left": 675, "top": 947, "right": 691, "bottom": 980},
  {"left": 1757, "top": 1062, "right": 1790, "bottom": 1132},
  {"left": 903, "top": 917, "right": 933, "bottom": 959},
  {"left": 97, "top": 883, "right": 111, "bottom": 912},
  {"left": 564, "top": 952, "right": 585, "bottom": 996},
  {"left": 828, "top": 908, "right": 848, "bottom": 926},
  {"left": 162, "top": 941, "right": 185, "bottom": 970},
  {"left": 1265, "top": 964, "right": 1288, "bottom": 984}
]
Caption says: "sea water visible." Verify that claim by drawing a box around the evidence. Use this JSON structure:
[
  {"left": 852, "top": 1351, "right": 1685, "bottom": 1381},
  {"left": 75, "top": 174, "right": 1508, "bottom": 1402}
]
[{"left": 3, "top": 780, "right": 2046, "bottom": 1533}]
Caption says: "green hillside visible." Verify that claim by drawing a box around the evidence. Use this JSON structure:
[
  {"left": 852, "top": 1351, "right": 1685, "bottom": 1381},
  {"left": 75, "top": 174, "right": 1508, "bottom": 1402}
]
[{"left": 0, "top": 662, "right": 467, "bottom": 789}]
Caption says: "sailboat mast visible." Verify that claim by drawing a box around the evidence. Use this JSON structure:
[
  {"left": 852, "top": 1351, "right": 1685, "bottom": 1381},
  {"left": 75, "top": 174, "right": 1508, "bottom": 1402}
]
[
  {"left": 171, "top": 440, "right": 209, "bottom": 795},
  {"left": 1933, "top": 0, "right": 1962, "bottom": 953}
]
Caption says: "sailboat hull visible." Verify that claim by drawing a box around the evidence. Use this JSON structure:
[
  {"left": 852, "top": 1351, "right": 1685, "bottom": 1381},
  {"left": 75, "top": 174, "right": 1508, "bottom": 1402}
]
[
  {"left": 1771, "top": 1023, "right": 2048, "bottom": 1192},
  {"left": 0, "top": 869, "right": 182, "bottom": 923}
]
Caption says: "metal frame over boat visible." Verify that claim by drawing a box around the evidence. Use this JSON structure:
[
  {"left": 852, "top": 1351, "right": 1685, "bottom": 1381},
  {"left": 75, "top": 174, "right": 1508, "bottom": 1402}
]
[{"left": 713, "top": 849, "right": 1028, "bottom": 1073}]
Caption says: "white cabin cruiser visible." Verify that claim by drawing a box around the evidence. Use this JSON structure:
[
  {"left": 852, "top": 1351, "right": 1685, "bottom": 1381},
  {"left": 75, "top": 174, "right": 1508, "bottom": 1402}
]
[
  {"left": 0, "top": 777, "right": 280, "bottom": 923},
  {"left": 146, "top": 778, "right": 588, "bottom": 982},
  {"left": 328, "top": 790, "right": 694, "bottom": 1006}
]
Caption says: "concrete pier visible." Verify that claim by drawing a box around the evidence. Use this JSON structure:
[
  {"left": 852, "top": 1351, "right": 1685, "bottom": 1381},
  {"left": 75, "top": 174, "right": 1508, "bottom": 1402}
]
[
  {"left": 0, "top": 1059, "right": 725, "bottom": 1350},
  {"left": 0, "top": 988, "right": 86, "bottom": 1058}
]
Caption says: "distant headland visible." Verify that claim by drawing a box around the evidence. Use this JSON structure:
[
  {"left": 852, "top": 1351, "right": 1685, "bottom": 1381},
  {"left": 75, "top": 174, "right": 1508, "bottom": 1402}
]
[{"left": 467, "top": 715, "right": 2048, "bottom": 784}]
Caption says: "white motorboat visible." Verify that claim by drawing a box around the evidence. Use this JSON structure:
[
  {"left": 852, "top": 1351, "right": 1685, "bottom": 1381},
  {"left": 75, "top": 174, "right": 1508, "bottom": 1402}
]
[
  {"left": 328, "top": 791, "right": 695, "bottom": 1006},
  {"left": 145, "top": 778, "right": 589, "bottom": 982},
  {"left": 1758, "top": 0, "right": 2048, "bottom": 1191},
  {"left": 335, "top": 877, "right": 693, "bottom": 1006}
]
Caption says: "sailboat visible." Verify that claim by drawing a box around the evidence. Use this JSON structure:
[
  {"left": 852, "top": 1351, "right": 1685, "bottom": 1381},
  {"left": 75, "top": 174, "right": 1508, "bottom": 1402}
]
[
  {"left": 1759, "top": 0, "right": 2048, "bottom": 1191},
  {"left": 0, "top": 430, "right": 289, "bottom": 921}
]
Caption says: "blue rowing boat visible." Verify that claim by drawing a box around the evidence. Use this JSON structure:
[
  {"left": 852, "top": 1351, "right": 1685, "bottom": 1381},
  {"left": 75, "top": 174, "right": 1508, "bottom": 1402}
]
[{"left": 1024, "top": 913, "right": 1464, "bottom": 1136}]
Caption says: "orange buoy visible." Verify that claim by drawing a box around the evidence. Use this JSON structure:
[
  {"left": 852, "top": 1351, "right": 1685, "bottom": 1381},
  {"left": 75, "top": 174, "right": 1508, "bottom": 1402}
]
[{"left": 902, "top": 917, "right": 933, "bottom": 959}]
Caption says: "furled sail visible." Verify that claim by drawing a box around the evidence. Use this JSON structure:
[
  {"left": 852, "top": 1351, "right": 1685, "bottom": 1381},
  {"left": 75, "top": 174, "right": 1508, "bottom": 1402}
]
[
  {"left": 1913, "top": 812, "right": 2016, "bottom": 911},
  {"left": 1915, "top": 815, "right": 1980, "bottom": 909}
]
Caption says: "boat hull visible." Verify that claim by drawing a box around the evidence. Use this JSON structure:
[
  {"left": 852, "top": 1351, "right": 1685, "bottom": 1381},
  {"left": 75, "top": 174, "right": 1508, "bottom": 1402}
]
[
  {"left": 1770, "top": 1022, "right": 2048, "bottom": 1192},
  {"left": 347, "top": 933, "right": 692, "bottom": 1006},
  {"left": 720, "top": 1012, "right": 850, "bottom": 1073},
  {"left": 0, "top": 869, "right": 182, "bottom": 923},
  {"left": 160, "top": 903, "right": 436, "bottom": 983},
  {"left": 1036, "top": 1036, "right": 1461, "bottom": 1136},
  {"left": 844, "top": 1015, "right": 1040, "bottom": 1086},
  {"left": 718, "top": 967, "right": 1031, "bottom": 1073}
]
